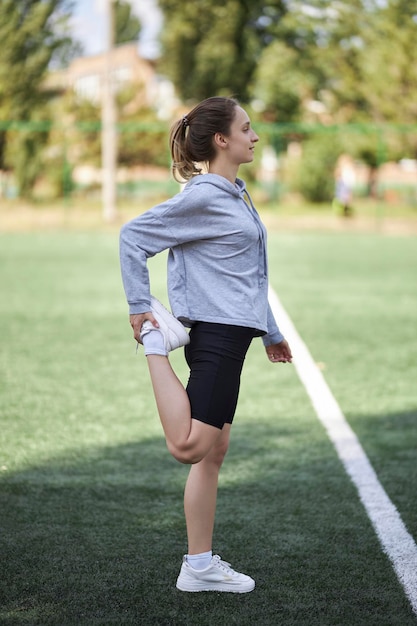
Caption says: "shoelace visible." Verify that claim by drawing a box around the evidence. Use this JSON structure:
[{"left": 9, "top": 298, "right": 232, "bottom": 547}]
[{"left": 212, "top": 555, "right": 235, "bottom": 574}]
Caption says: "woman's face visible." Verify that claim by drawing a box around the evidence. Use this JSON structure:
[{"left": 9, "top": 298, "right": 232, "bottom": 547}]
[{"left": 224, "top": 106, "right": 259, "bottom": 166}]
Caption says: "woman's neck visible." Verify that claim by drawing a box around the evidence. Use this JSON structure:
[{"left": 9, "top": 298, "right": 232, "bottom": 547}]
[{"left": 208, "top": 160, "right": 238, "bottom": 184}]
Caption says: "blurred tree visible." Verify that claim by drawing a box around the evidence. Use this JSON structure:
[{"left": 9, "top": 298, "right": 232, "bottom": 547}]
[
  {"left": 357, "top": 0, "right": 417, "bottom": 127},
  {"left": 293, "top": 133, "right": 341, "bottom": 202},
  {"left": 253, "top": 0, "right": 364, "bottom": 122},
  {"left": 315, "top": 0, "right": 417, "bottom": 180},
  {"left": 296, "top": 0, "right": 417, "bottom": 126},
  {"left": 159, "top": 0, "right": 417, "bottom": 126},
  {"left": 255, "top": 0, "right": 417, "bottom": 198},
  {"left": 158, "top": 0, "right": 287, "bottom": 102},
  {"left": 115, "top": 0, "right": 141, "bottom": 45},
  {"left": 0, "top": 0, "right": 81, "bottom": 197},
  {"left": 116, "top": 85, "right": 167, "bottom": 167},
  {"left": 251, "top": 41, "right": 303, "bottom": 122}
]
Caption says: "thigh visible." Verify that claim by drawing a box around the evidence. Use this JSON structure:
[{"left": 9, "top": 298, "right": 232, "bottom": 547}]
[{"left": 184, "top": 323, "right": 255, "bottom": 430}]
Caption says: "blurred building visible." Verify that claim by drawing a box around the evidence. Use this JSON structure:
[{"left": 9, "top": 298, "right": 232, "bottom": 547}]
[{"left": 45, "top": 43, "right": 177, "bottom": 118}]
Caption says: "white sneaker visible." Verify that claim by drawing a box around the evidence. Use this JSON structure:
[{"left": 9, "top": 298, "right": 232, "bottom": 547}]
[
  {"left": 140, "top": 296, "right": 189, "bottom": 353},
  {"left": 176, "top": 555, "right": 255, "bottom": 593}
]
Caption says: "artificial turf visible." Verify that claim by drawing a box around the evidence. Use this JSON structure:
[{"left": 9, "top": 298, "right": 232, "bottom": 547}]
[{"left": 1, "top": 229, "right": 416, "bottom": 625}]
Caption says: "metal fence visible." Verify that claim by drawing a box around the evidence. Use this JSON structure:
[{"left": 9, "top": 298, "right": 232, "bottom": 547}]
[{"left": 1, "top": 120, "right": 417, "bottom": 206}]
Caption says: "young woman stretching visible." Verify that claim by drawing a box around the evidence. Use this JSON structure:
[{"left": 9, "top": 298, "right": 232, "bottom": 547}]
[{"left": 119, "top": 96, "right": 292, "bottom": 593}]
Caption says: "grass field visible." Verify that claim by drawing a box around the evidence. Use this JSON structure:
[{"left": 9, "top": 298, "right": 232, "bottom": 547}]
[{"left": 1, "top": 221, "right": 416, "bottom": 624}]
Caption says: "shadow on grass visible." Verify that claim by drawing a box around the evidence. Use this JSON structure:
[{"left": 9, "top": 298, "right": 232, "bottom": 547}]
[{"left": 1, "top": 416, "right": 416, "bottom": 626}]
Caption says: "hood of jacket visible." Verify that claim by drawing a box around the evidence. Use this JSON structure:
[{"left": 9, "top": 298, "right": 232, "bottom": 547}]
[{"left": 185, "top": 173, "right": 247, "bottom": 198}]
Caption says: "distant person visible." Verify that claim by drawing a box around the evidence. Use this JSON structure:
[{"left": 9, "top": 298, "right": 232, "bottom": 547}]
[
  {"left": 119, "top": 96, "right": 292, "bottom": 593},
  {"left": 334, "top": 163, "right": 355, "bottom": 217},
  {"left": 334, "top": 177, "right": 353, "bottom": 216}
]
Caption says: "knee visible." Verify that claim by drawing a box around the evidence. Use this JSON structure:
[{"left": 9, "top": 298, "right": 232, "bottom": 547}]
[
  {"left": 166, "top": 441, "right": 229, "bottom": 466},
  {"left": 166, "top": 441, "right": 205, "bottom": 465},
  {"left": 166, "top": 431, "right": 230, "bottom": 466}
]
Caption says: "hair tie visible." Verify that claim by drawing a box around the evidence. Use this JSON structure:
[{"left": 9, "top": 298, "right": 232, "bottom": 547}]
[{"left": 182, "top": 116, "right": 189, "bottom": 128}]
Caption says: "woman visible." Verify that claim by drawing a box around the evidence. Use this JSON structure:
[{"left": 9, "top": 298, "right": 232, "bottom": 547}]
[{"left": 120, "top": 96, "right": 292, "bottom": 593}]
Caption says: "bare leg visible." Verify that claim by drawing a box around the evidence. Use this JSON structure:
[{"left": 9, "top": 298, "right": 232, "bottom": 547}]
[
  {"left": 146, "top": 355, "right": 221, "bottom": 464},
  {"left": 184, "top": 425, "right": 231, "bottom": 554}
]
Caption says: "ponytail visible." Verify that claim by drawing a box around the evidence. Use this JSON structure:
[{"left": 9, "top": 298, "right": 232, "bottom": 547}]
[{"left": 169, "top": 118, "right": 203, "bottom": 182}]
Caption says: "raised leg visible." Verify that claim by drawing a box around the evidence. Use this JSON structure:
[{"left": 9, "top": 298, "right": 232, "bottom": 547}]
[{"left": 146, "top": 355, "right": 221, "bottom": 464}]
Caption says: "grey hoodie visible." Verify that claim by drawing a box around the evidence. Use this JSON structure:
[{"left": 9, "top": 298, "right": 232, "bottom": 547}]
[{"left": 119, "top": 173, "right": 284, "bottom": 346}]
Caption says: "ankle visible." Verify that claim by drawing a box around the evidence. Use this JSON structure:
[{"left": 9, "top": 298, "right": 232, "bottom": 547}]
[
  {"left": 142, "top": 327, "right": 167, "bottom": 356},
  {"left": 186, "top": 550, "right": 213, "bottom": 570}
]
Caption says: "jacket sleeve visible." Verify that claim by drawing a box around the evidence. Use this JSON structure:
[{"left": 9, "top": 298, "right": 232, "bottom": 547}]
[
  {"left": 119, "top": 209, "right": 180, "bottom": 314},
  {"left": 119, "top": 186, "right": 212, "bottom": 314},
  {"left": 262, "top": 302, "right": 285, "bottom": 346}
]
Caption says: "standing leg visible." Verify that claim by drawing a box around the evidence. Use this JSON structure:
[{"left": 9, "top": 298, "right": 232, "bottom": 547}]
[
  {"left": 176, "top": 422, "right": 255, "bottom": 593},
  {"left": 184, "top": 424, "right": 231, "bottom": 555},
  {"left": 172, "top": 324, "right": 256, "bottom": 592}
]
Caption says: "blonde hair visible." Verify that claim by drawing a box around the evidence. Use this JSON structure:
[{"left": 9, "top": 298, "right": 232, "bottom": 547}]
[{"left": 169, "top": 96, "right": 239, "bottom": 182}]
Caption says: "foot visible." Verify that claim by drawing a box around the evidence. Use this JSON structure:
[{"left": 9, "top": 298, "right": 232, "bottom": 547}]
[
  {"left": 176, "top": 555, "right": 255, "bottom": 593},
  {"left": 140, "top": 297, "right": 190, "bottom": 353}
]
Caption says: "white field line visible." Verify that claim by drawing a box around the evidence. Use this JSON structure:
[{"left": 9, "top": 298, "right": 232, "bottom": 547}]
[{"left": 268, "top": 285, "right": 417, "bottom": 615}]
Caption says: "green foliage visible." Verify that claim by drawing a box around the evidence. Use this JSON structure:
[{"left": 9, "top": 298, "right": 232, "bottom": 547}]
[
  {"left": 115, "top": 0, "right": 141, "bottom": 45},
  {"left": 65, "top": 96, "right": 102, "bottom": 167},
  {"left": 3, "top": 0, "right": 417, "bottom": 200},
  {"left": 358, "top": 2, "right": 417, "bottom": 126},
  {"left": 116, "top": 86, "right": 168, "bottom": 168},
  {"left": 158, "top": 0, "right": 287, "bottom": 103},
  {"left": 41, "top": 124, "right": 74, "bottom": 199},
  {"left": 158, "top": 0, "right": 417, "bottom": 141},
  {"left": 5, "top": 129, "right": 47, "bottom": 198},
  {"left": 0, "top": 0, "right": 79, "bottom": 197},
  {"left": 302, "top": 0, "right": 417, "bottom": 130},
  {"left": 252, "top": 41, "right": 303, "bottom": 122},
  {"left": 118, "top": 117, "right": 168, "bottom": 168},
  {"left": 292, "top": 133, "right": 341, "bottom": 202}
]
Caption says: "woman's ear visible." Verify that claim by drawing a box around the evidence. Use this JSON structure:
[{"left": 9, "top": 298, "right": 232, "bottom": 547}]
[{"left": 214, "top": 132, "right": 228, "bottom": 149}]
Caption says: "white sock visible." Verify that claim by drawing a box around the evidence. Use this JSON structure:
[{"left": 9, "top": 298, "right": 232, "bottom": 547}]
[
  {"left": 186, "top": 550, "right": 213, "bottom": 570},
  {"left": 142, "top": 327, "right": 167, "bottom": 356}
]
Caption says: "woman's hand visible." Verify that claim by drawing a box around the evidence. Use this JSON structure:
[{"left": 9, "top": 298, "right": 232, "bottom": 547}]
[
  {"left": 265, "top": 340, "right": 293, "bottom": 363},
  {"left": 129, "top": 312, "right": 159, "bottom": 343}
]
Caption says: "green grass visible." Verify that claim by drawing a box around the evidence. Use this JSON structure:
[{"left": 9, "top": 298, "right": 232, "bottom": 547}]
[
  {"left": 268, "top": 232, "right": 417, "bottom": 542},
  {"left": 1, "top": 228, "right": 416, "bottom": 625}
]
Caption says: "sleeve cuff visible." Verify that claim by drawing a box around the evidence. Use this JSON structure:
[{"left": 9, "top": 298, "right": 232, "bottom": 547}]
[
  {"left": 128, "top": 300, "right": 151, "bottom": 315},
  {"left": 262, "top": 330, "right": 285, "bottom": 347}
]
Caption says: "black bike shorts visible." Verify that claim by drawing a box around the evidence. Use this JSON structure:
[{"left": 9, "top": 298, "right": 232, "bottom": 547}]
[{"left": 184, "top": 322, "right": 257, "bottom": 430}]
